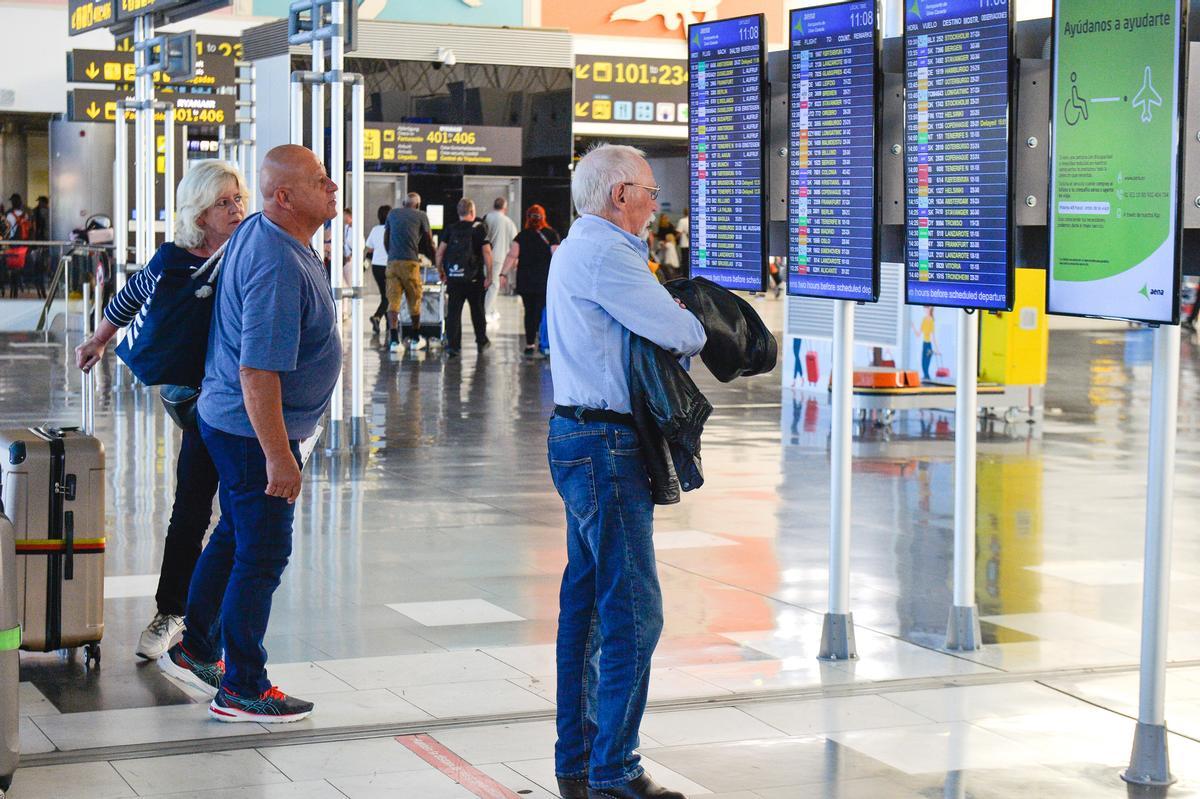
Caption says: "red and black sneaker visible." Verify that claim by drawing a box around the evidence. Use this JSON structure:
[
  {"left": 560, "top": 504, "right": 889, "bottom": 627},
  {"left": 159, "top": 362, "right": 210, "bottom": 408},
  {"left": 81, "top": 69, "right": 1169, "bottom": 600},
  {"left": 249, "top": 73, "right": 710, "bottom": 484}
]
[{"left": 209, "top": 685, "right": 314, "bottom": 724}]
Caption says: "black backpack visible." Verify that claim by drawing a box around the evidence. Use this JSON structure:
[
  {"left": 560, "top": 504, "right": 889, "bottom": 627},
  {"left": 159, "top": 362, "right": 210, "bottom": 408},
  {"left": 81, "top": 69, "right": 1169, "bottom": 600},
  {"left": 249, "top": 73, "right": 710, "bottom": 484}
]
[{"left": 444, "top": 221, "right": 483, "bottom": 284}]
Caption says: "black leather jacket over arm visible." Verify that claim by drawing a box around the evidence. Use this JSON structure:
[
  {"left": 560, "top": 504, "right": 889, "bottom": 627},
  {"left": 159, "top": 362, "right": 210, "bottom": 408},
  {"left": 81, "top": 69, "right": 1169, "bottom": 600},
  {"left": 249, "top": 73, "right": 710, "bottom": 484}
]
[{"left": 629, "top": 278, "right": 779, "bottom": 505}]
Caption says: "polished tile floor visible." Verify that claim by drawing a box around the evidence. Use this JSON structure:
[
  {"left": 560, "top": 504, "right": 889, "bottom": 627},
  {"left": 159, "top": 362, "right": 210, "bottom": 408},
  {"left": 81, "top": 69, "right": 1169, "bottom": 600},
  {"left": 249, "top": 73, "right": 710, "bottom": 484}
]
[{"left": 4, "top": 296, "right": 1200, "bottom": 796}]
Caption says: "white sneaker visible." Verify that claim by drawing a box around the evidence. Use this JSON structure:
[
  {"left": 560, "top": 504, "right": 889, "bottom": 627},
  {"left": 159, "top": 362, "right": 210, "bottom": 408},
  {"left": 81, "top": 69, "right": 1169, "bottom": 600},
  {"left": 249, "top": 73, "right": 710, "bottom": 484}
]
[
  {"left": 137, "top": 612, "right": 185, "bottom": 660},
  {"left": 409, "top": 337, "right": 427, "bottom": 351},
  {"left": 388, "top": 339, "right": 402, "bottom": 352}
]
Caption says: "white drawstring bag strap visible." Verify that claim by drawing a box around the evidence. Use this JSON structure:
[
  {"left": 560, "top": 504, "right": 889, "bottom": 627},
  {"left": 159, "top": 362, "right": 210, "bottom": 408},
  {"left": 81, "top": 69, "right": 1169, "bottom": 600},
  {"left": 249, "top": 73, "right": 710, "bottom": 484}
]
[{"left": 192, "top": 239, "right": 229, "bottom": 299}]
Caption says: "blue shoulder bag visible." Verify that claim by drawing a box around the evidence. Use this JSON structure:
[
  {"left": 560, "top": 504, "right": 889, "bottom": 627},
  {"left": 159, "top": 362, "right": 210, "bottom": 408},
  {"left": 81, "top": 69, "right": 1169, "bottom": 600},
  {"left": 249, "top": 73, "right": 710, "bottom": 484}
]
[{"left": 114, "top": 242, "right": 225, "bottom": 389}]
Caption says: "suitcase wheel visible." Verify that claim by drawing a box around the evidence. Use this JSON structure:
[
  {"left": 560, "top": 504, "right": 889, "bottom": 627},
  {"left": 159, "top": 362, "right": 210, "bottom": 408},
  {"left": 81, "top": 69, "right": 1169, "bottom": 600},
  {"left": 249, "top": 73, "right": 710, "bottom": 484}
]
[{"left": 84, "top": 642, "right": 101, "bottom": 669}]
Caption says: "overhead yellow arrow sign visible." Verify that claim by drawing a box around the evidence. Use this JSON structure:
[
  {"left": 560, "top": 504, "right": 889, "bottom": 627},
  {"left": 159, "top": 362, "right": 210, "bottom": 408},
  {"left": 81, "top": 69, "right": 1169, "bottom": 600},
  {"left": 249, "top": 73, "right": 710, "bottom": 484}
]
[
  {"left": 85, "top": 101, "right": 100, "bottom": 119},
  {"left": 575, "top": 101, "right": 590, "bottom": 117},
  {"left": 85, "top": 62, "right": 99, "bottom": 79}
]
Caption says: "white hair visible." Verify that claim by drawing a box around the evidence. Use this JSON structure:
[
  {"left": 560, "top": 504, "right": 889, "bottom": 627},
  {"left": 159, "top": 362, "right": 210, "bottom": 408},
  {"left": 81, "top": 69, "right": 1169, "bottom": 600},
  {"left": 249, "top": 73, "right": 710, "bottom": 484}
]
[
  {"left": 571, "top": 144, "right": 646, "bottom": 217},
  {"left": 174, "top": 161, "right": 248, "bottom": 249}
]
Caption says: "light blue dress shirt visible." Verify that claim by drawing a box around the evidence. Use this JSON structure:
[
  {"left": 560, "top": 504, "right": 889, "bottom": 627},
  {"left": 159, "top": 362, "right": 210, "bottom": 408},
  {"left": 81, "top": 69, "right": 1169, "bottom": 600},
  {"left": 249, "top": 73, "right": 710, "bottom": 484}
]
[{"left": 547, "top": 214, "right": 707, "bottom": 415}]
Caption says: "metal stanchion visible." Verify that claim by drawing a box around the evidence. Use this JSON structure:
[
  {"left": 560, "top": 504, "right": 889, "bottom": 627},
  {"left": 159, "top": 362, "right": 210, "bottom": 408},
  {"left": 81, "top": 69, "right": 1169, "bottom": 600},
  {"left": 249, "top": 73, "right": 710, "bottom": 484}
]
[
  {"left": 326, "top": 0, "right": 346, "bottom": 452},
  {"left": 311, "top": 36, "right": 325, "bottom": 255},
  {"left": 163, "top": 106, "right": 176, "bottom": 241},
  {"left": 1123, "top": 323, "right": 1182, "bottom": 787},
  {"left": 180, "top": 124, "right": 190, "bottom": 177},
  {"left": 290, "top": 76, "right": 306, "bottom": 145},
  {"left": 288, "top": 0, "right": 366, "bottom": 454},
  {"left": 819, "top": 299, "right": 857, "bottom": 660},
  {"left": 349, "top": 76, "right": 366, "bottom": 447},
  {"left": 247, "top": 63, "right": 258, "bottom": 210},
  {"left": 946, "top": 310, "right": 981, "bottom": 650}
]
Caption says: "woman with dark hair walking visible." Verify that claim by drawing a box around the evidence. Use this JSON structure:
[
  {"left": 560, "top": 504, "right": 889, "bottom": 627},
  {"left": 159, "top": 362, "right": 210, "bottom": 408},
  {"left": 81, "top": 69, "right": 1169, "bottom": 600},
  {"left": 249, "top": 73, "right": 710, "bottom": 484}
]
[
  {"left": 364, "top": 204, "right": 392, "bottom": 334},
  {"left": 500, "top": 204, "right": 560, "bottom": 358}
]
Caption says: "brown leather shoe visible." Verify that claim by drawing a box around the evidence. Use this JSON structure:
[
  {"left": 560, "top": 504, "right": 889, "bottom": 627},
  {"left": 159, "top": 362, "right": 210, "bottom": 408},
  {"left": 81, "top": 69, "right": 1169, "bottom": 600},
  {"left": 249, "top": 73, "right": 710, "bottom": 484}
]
[
  {"left": 587, "top": 772, "right": 687, "bottom": 799},
  {"left": 556, "top": 776, "right": 589, "bottom": 798}
]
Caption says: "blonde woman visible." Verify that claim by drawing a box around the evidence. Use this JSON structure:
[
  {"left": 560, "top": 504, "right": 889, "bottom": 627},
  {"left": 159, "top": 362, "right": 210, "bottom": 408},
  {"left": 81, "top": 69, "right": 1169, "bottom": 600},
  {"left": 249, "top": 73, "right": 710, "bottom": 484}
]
[{"left": 75, "top": 160, "right": 247, "bottom": 662}]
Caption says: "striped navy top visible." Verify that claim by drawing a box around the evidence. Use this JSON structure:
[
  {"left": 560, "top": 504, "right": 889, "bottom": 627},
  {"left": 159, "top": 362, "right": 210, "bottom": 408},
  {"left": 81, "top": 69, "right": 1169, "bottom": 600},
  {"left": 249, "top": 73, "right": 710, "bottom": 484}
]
[{"left": 103, "top": 242, "right": 206, "bottom": 328}]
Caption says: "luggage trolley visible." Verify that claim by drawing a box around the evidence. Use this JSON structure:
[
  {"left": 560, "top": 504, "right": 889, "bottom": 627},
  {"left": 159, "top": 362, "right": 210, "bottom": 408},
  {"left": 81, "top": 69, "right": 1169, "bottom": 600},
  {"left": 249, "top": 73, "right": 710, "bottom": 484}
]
[{"left": 399, "top": 260, "right": 447, "bottom": 348}]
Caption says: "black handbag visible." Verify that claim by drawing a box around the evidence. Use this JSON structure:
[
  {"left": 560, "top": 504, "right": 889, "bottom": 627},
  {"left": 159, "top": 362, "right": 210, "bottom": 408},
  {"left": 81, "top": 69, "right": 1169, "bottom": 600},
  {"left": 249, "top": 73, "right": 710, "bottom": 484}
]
[{"left": 160, "top": 384, "right": 200, "bottom": 431}]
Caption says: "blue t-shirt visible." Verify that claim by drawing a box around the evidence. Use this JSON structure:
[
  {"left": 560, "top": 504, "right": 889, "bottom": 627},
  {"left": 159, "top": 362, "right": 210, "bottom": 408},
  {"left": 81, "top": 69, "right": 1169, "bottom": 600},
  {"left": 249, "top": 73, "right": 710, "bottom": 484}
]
[{"left": 198, "top": 213, "right": 341, "bottom": 440}]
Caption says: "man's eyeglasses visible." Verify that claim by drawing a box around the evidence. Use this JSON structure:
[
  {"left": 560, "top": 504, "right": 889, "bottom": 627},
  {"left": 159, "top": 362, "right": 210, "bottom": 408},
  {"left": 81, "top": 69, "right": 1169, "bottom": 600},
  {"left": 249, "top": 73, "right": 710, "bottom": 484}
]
[{"left": 621, "top": 182, "right": 661, "bottom": 201}]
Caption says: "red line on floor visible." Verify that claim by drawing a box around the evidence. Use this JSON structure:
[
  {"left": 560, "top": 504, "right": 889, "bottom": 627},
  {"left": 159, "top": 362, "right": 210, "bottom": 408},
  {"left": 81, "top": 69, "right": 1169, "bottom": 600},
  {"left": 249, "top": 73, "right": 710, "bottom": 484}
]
[{"left": 396, "top": 733, "right": 524, "bottom": 799}]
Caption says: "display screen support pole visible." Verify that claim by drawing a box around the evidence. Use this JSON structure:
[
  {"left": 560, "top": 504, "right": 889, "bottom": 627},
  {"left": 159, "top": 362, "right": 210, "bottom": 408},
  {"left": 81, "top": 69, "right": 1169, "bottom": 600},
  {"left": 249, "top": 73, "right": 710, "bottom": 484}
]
[
  {"left": 349, "top": 77, "right": 366, "bottom": 449},
  {"left": 819, "top": 299, "right": 858, "bottom": 660},
  {"left": 311, "top": 38, "right": 325, "bottom": 256},
  {"left": 946, "top": 309, "right": 981, "bottom": 650},
  {"left": 163, "top": 106, "right": 175, "bottom": 243},
  {"left": 325, "top": 0, "right": 346, "bottom": 453},
  {"left": 1123, "top": 323, "right": 1181, "bottom": 787}
]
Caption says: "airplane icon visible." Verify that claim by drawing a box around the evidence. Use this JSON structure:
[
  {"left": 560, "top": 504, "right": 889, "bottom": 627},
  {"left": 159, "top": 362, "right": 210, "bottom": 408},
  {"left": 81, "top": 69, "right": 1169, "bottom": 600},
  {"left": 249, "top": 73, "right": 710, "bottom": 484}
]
[{"left": 1132, "top": 66, "right": 1162, "bottom": 123}]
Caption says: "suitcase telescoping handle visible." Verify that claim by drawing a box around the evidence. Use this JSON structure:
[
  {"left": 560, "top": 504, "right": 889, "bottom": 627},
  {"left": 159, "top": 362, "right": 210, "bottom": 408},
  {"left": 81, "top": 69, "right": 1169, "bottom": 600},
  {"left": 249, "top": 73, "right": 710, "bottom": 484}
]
[{"left": 81, "top": 276, "right": 99, "bottom": 435}]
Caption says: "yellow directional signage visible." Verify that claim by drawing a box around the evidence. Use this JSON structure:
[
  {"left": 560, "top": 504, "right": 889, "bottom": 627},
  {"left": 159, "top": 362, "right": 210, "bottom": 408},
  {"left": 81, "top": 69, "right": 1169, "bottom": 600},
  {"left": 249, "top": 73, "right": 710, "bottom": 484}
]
[
  {"left": 68, "top": 37, "right": 239, "bottom": 88},
  {"left": 68, "top": 88, "right": 236, "bottom": 125},
  {"left": 113, "top": 0, "right": 230, "bottom": 23},
  {"left": 360, "top": 123, "right": 522, "bottom": 166},
  {"left": 68, "top": 0, "right": 116, "bottom": 35}
]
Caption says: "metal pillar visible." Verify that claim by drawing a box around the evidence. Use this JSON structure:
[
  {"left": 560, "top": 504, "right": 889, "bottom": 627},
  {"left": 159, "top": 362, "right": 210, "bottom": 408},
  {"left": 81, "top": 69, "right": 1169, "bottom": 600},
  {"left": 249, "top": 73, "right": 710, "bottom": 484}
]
[
  {"left": 349, "top": 77, "right": 366, "bottom": 446},
  {"left": 819, "top": 299, "right": 857, "bottom": 661},
  {"left": 326, "top": 2, "right": 346, "bottom": 452},
  {"left": 1122, "top": 323, "right": 1181, "bottom": 787},
  {"left": 311, "top": 37, "right": 325, "bottom": 255},
  {"left": 289, "top": 0, "right": 366, "bottom": 454},
  {"left": 180, "top": 124, "right": 190, "bottom": 177},
  {"left": 139, "top": 17, "right": 157, "bottom": 270},
  {"left": 163, "top": 106, "right": 176, "bottom": 241},
  {"left": 945, "top": 310, "right": 981, "bottom": 651},
  {"left": 236, "top": 61, "right": 259, "bottom": 210}
]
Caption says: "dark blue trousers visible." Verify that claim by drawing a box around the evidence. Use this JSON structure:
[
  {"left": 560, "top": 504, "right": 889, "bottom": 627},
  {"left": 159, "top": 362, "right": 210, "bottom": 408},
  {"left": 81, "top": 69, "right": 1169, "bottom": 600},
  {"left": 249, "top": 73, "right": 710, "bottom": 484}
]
[{"left": 182, "top": 417, "right": 300, "bottom": 697}]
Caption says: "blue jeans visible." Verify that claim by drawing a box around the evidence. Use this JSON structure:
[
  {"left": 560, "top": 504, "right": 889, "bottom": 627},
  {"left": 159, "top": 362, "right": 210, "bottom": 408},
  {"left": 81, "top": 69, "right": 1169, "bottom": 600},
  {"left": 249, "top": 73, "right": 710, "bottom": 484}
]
[
  {"left": 182, "top": 418, "right": 301, "bottom": 697},
  {"left": 548, "top": 416, "right": 662, "bottom": 789}
]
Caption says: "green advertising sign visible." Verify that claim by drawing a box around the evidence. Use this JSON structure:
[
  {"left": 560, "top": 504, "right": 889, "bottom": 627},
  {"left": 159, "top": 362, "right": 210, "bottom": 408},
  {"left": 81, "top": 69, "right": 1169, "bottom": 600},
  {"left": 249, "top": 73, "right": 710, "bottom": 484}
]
[{"left": 1048, "top": 1, "right": 1183, "bottom": 323}]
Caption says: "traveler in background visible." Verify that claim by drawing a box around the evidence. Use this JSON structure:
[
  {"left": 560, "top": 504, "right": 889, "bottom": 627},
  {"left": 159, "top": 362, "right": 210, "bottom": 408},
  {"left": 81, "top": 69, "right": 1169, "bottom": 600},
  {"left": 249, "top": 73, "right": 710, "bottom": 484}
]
[
  {"left": 33, "top": 196, "right": 49, "bottom": 241},
  {"left": 74, "top": 160, "right": 248, "bottom": 660},
  {"left": 655, "top": 232, "right": 680, "bottom": 281},
  {"left": 500, "top": 203, "right": 559, "bottom": 359},
  {"left": 6, "top": 195, "right": 32, "bottom": 240},
  {"left": 437, "top": 197, "right": 493, "bottom": 358},
  {"left": 675, "top": 207, "right": 689, "bottom": 273},
  {"left": 160, "top": 144, "right": 341, "bottom": 724},
  {"left": 546, "top": 144, "right": 705, "bottom": 799},
  {"left": 654, "top": 211, "right": 674, "bottom": 243},
  {"left": 384, "top": 192, "right": 434, "bottom": 352},
  {"left": 364, "top": 204, "right": 391, "bottom": 334},
  {"left": 482, "top": 197, "right": 518, "bottom": 325}
]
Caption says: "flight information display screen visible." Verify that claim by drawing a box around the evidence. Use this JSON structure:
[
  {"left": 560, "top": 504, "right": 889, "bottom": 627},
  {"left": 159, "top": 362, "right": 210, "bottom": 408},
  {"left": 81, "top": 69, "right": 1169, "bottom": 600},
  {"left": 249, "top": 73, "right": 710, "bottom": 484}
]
[
  {"left": 904, "top": 0, "right": 1012, "bottom": 310},
  {"left": 688, "top": 13, "right": 767, "bottom": 291},
  {"left": 788, "top": 0, "right": 879, "bottom": 301}
]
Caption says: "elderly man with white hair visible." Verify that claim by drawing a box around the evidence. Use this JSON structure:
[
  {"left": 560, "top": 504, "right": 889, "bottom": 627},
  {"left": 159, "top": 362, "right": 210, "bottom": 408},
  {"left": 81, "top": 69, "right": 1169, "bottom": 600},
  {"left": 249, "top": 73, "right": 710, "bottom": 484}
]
[
  {"left": 75, "top": 160, "right": 248, "bottom": 660},
  {"left": 546, "top": 144, "right": 706, "bottom": 799}
]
